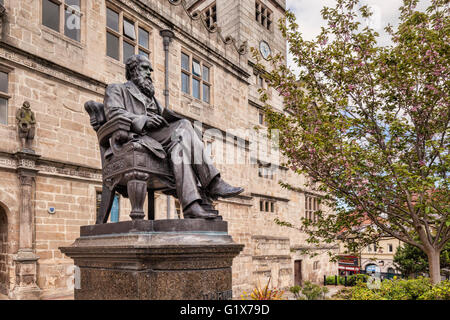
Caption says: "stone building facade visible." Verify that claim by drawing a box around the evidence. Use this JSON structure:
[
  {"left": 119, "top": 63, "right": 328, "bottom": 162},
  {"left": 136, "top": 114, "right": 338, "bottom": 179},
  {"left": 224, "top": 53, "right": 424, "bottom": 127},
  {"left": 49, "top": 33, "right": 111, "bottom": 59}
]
[
  {"left": 360, "top": 238, "right": 402, "bottom": 274},
  {"left": 0, "top": 0, "right": 337, "bottom": 299}
]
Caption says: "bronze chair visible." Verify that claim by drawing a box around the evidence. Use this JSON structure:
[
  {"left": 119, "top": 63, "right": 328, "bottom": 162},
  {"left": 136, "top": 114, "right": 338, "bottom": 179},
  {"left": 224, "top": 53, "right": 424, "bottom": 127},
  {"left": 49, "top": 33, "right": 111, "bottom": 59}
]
[
  {"left": 84, "top": 101, "right": 218, "bottom": 224},
  {"left": 84, "top": 101, "right": 177, "bottom": 224}
]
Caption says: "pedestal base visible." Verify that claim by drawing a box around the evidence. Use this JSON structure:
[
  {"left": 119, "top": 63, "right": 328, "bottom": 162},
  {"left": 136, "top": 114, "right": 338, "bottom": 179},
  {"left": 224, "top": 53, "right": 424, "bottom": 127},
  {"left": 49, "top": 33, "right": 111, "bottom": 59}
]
[
  {"left": 60, "top": 220, "right": 243, "bottom": 300},
  {"left": 10, "top": 250, "right": 41, "bottom": 300}
]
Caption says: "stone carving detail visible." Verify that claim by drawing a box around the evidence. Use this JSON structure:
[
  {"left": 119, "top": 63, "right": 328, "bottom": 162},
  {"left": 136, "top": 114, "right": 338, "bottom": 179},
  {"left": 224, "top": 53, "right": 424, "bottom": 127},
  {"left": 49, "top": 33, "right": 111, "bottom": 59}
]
[
  {"left": 17, "top": 159, "right": 36, "bottom": 169},
  {"left": 0, "top": 157, "right": 17, "bottom": 169},
  {"left": 16, "top": 101, "right": 36, "bottom": 153},
  {"left": 167, "top": 0, "right": 248, "bottom": 55},
  {"left": 18, "top": 174, "right": 34, "bottom": 187}
]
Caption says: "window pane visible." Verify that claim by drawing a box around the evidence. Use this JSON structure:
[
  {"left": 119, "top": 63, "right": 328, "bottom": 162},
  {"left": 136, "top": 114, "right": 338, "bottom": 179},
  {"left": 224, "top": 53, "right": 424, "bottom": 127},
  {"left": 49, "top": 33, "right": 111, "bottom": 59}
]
[
  {"left": 0, "top": 98, "right": 7, "bottom": 125},
  {"left": 192, "top": 60, "right": 201, "bottom": 77},
  {"left": 181, "top": 53, "right": 189, "bottom": 71},
  {"left": 260, "top": 200, "right": 263, "bottom": 211},
  {"left": 110, "top": 195, "right": 120, "bottom": 223},
  {"left": 138, "top": 28, "right": 149, "bottom": 49},
  {"left": 123, "top": 18, "right": 136, "bottom": 40},
  {"left": 181, "top": 72, "right": 190, "bottom": 94},
  {"left": 106, "top": 8, "right": 119, "bottom": 32},
  {"left": 106, "top": 32, "right": 119, "bottom": 60},
  {"left": 271, "top": 202, "right": 274, "bottom": 212},
  {"left": 64, "top": 8, "right": 81, "bottom": 41},
  {"left": 0, "top": 72, "right": 8, "bottom": 93},
  {"left": 265, "top": 202, "right": 269, "bottom": 212},
  {"left": 202, "top": 84, "right": 210, "bottom": 103},
  {"left": 138, "top": 49, "right": 149, "bottom": 60},
  {"left": 42, "top": 0, "right": 60, "bottom": 32},
  {"left": 66, "top": 0, "right": 80, "bottom": 7},
  {"left": 202, "top": 65, "right": 210, "bottom": 82},
  {"left": 192, "top": 78, "right": 200, "bottom": 99},
  {"left": 123, "top": 41, "right": 135, "bottom": 63}
]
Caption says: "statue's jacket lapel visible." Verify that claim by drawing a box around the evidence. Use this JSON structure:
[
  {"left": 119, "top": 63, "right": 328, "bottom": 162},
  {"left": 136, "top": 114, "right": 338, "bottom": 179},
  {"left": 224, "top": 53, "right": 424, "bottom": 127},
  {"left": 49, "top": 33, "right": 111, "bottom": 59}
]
[{"left": 104, "top": 81, "right": 166, "bottom": 159}]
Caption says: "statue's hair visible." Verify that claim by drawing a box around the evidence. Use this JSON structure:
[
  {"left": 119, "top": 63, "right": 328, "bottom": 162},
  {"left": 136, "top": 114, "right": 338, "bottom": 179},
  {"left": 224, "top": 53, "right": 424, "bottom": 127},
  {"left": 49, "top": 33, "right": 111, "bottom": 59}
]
[{"left": 125, "top": 55, "right": 150, "bottom": 81}]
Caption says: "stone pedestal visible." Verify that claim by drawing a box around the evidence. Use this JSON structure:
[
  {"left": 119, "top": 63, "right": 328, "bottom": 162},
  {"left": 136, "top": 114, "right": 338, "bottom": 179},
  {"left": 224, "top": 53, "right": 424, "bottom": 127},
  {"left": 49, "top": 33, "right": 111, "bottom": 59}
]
[
  {"left": 60, "top": 220, "right": 244, "bottom": 300},
  {"left": 10, "top": 250, "right": 41, "bottom": 300}
]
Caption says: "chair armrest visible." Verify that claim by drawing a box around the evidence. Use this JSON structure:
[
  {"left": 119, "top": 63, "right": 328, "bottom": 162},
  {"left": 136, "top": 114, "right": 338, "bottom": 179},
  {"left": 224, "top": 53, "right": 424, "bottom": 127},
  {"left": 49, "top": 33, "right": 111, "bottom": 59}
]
[{"left": 97, "top": 116, "right": 133, "bottom": 148}]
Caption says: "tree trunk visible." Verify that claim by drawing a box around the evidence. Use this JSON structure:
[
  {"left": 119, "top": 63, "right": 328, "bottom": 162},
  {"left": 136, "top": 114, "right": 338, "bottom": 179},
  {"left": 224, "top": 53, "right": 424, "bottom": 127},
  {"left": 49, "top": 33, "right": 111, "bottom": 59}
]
[{"left": 426, "top": 249, "right": 441, "bottom": 285}]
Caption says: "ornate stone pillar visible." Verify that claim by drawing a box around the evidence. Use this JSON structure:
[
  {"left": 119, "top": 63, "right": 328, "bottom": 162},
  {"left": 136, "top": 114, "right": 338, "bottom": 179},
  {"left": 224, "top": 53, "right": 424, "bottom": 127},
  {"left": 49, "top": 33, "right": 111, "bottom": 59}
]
[{"left": 10, "top": 151, "right": 41, "bottom": 300}]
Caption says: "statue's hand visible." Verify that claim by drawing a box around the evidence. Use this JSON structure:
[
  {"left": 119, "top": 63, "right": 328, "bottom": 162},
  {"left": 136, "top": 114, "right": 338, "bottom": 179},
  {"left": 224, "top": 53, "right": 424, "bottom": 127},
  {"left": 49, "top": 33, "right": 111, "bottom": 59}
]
[{"left": 145, "top": 114, "right": 169, "bottom": 130}]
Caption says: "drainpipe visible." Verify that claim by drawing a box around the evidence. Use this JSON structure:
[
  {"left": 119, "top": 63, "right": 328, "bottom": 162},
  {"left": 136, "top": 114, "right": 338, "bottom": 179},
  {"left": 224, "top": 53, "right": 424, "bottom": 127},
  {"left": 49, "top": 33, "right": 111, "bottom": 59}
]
[{"left": 160, "top": 29, "right": 175, "bottom": 219}]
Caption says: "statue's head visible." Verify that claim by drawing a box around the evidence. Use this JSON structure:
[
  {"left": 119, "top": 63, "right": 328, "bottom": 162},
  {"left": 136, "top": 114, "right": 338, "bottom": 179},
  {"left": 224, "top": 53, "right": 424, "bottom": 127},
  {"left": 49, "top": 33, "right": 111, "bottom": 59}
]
[
  {"left": 125, "top": 55, "right": 155, "bottom": 98},
  {"left": 23, "top": 101, "right": 31, "bottom": 110}
]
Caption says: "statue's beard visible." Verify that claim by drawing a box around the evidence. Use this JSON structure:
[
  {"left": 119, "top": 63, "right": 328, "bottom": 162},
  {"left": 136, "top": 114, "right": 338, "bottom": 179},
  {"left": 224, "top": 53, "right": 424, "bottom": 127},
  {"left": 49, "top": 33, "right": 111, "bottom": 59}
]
[{"left": 133, "top": 74, "right": 155, "bottom": 98}]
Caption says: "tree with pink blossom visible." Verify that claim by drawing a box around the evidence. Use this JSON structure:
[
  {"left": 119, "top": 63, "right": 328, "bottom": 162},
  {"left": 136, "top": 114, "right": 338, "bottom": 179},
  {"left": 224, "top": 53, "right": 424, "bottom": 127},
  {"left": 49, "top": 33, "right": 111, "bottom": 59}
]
[{"left": 255, "top": 0, "right": 449, "bottom": 284}]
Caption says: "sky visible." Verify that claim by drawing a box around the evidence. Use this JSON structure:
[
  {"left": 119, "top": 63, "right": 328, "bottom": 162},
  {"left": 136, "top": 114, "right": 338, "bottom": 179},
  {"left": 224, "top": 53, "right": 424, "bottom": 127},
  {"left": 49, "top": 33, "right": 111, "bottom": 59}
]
[{"left": 285, "top": 0, "right": 432, "bottom": 71}]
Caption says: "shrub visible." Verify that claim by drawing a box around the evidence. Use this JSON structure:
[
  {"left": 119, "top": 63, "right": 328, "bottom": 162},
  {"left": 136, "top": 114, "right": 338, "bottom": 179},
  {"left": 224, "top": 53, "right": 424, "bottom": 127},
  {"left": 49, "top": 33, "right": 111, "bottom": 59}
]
[
  {"left": 326, "top": 276, "right": 336, "bottom": 285},
  {"left": 349, "top": 277, "right": 445, "bottom": 300},
  {"left": 351, "top": 282, "right": 386, "bottom": 300},
  {"left": 325, "top": 274, "right": 368, "bottom": 287},
  {"left": 289, "top": 285, "right": 302, "bottom": 299},
  {"left": 418, "top": 281, "right": 450, "bottom": 300},
  {"left": 331, "top": 287, "right": 353, "bottom": 300},
  {"left": 300, "top": 281, "right": 329, "bottom": 300},
  {"left": 289, "top": 282, "right": 329, "bottom": 300}
]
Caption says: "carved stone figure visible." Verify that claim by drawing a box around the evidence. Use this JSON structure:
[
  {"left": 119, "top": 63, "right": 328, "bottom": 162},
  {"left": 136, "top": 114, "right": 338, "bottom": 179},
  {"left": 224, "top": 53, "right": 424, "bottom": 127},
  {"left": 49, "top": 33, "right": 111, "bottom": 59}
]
[
  {"left": 85, "top": 55, "right": 244, "bottom": 223},
  {"left": 16, "top": 101, "right": 36, "bottom": 152}
]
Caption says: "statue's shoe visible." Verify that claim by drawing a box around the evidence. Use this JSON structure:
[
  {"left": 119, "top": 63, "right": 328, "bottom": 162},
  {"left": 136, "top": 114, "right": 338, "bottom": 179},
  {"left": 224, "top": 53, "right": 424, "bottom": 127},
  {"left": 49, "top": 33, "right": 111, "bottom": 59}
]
[
  {"left": 208, "top": 178, "right": 244, "bottom": 199},
  {"left": 183, "top": 202, "right": 217, "bottom": 219}
]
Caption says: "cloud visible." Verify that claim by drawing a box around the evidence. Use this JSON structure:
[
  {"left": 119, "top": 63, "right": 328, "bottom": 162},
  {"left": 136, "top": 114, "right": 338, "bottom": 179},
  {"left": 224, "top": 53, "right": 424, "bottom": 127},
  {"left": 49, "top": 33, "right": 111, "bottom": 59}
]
[{"left": 285, "top": 0, "right": 432, "bottom": 72}]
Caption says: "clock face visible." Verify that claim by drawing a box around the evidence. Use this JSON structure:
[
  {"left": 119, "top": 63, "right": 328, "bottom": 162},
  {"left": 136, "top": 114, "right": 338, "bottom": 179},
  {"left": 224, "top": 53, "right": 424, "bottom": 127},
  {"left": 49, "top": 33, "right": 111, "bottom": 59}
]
[{"left": 259, "top": 41, "right": 271, "bottom": 60}]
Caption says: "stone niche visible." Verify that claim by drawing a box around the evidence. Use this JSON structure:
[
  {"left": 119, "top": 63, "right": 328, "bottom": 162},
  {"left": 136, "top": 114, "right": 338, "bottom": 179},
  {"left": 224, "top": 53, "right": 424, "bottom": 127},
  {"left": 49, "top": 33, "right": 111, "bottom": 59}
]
[{"left": 60, "top": 219, "right": 243, "bottom": 300}]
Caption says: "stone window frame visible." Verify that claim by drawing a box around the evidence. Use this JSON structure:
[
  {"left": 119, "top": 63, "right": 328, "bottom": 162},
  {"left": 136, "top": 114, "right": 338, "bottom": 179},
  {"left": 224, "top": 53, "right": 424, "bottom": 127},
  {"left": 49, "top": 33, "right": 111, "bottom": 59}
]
[
  {"left": 181, "top": 50, "right": 213, "bottom": 105},
  {"left": 0, "top": 65, "right": 12, "bottom": 126},
  {"left": 305, "top": 195, "right": 320, "bottom": 222},
  {"left": 258, "top": 164, "right": 275, "bottom": 180},
  {"left": 313, "top": 261, "right": 320, "bottom": 270},
  {"left": 203, "top": 2, "right": 217, "bottom": 30},
  {"left": 41, "top": 0, "right": 84, "bottom": 43},
  {"left": 259, "top": 199, "right": 275, "bottom": 213},
  {"left": 255, "top": 0, "right": 273, "bottom": 32},
  {"left": 256, "top": 73, "right": 265, "bottom": 89},
  {"left": 205, "top": 139, "right": 216, "bottom": 161},
  {"left": 258, "top": 112, "right": 265, "bottom": 125},
  {"left": 105, "top": 4, "right": 152, "bottom": 63},
  {"left": 388, "top": 243, "right": 393, "bottom": 252}
]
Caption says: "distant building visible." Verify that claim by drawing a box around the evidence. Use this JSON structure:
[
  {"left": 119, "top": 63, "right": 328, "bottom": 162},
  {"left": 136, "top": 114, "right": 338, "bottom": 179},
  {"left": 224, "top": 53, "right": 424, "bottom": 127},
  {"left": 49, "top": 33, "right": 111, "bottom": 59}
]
[
  {"left": 338, "top": 237, "right": 402, "bottom": 277},
  {"left": 0, "top": 0, "right": 337, "bottom": 299},
  {"left": 360, "top": 237, "right": 402, "bottom": 275}
]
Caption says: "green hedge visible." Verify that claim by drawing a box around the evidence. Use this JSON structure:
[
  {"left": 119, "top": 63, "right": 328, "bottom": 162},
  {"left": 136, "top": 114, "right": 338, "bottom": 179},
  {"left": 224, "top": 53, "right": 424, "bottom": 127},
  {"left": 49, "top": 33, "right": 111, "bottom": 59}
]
[
  {"left": 325, "top": 274, "right": 369, "bottom": 286},
  {"left": 349, "top": 277, "right": 450, "bottom": 300}
]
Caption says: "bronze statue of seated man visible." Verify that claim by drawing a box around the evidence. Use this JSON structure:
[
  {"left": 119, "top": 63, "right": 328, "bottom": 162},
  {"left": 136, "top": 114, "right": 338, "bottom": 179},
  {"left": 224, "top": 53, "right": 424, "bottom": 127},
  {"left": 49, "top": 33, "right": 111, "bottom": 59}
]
[{"left": 103, "top": 54, "right": 244, "bottom": 219}]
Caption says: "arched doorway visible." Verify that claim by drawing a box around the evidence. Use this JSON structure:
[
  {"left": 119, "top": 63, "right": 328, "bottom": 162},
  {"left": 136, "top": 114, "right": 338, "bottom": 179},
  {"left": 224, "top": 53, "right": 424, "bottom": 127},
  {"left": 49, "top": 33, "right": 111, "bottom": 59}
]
[{"left": 0, "top": 205, "right": 8, "bottom": 295}]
